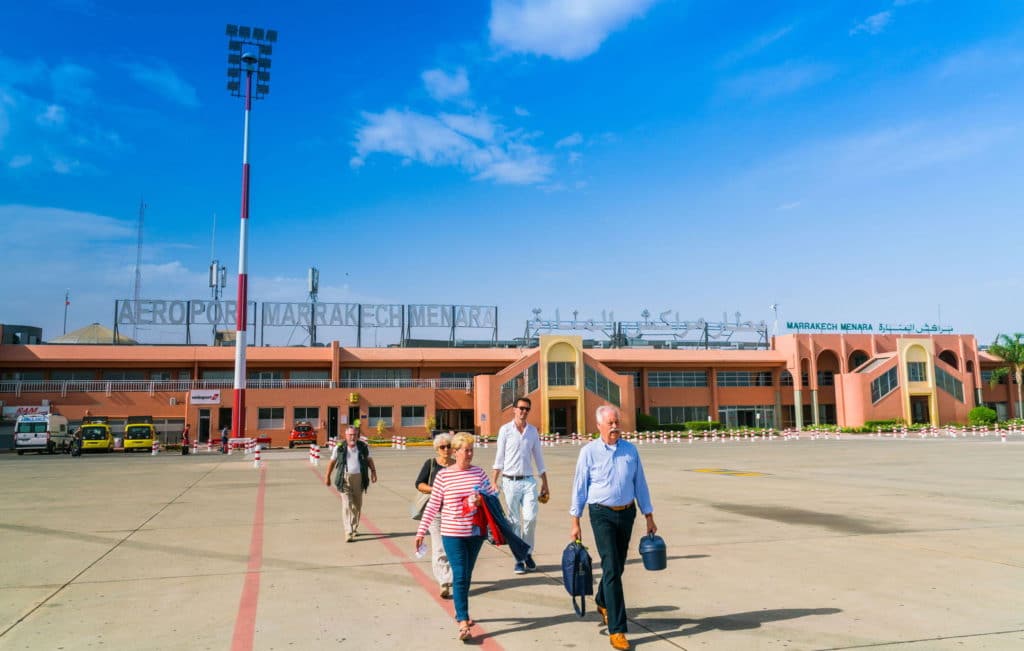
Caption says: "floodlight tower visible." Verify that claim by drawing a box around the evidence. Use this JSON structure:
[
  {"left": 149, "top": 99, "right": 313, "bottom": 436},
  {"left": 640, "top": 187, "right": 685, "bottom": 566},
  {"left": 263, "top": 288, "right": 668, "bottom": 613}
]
[{"left": 225, "top": 23, "right": 277, "bottom": 440}]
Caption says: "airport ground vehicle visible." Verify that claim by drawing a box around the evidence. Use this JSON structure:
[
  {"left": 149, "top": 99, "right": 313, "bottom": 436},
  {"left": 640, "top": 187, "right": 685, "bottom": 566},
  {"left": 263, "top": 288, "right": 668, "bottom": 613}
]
[
  {"left": 288, "top": 421, "right": 317, "bottom": 448},
  {"left": 123, "top": 416, "right": 157, "bottom": 452},
  {"left": 14, "top": 413, "right": 71, "bottom": 455},
  {"left": 79, "top": 416, "right": 114, "bottom": 453}
]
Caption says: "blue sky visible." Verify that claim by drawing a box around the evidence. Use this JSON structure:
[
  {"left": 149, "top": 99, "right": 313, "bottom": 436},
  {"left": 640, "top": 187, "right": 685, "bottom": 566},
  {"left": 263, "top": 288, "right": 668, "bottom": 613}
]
[{"left": 2, "top": 0, "right": 1023, "bottom": 346}]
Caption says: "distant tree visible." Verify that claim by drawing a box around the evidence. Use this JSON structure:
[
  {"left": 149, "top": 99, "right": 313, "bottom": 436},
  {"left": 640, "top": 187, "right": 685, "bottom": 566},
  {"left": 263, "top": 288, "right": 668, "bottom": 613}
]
[{"left": 988, "top": 333, "right": 1024, "bottom": 418}]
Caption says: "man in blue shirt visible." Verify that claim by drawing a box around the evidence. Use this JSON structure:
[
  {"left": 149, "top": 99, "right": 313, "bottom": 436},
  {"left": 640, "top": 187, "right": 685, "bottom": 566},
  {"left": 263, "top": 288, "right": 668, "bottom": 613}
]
[{"left": 569, "top": 405, "right": 657, "bottom": 651}]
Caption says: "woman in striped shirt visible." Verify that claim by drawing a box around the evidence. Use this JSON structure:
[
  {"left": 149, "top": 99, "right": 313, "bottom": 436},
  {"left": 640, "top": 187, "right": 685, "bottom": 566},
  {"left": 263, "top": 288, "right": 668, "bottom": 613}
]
[{"left": 415, "top": 432, "right": 496, "bottom": 642}]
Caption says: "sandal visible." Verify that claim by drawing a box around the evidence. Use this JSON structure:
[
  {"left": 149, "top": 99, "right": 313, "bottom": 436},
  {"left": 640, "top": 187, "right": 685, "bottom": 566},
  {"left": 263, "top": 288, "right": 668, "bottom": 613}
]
[{"left": 457, "top": 623, "right": 471, "bottom": 642}]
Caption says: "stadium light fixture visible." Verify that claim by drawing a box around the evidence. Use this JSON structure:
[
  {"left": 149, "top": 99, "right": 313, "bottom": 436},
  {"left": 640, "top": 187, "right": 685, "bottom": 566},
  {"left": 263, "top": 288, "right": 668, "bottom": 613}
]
[{"left": 224, "top": 23, "right": 278, "bottom": 441}]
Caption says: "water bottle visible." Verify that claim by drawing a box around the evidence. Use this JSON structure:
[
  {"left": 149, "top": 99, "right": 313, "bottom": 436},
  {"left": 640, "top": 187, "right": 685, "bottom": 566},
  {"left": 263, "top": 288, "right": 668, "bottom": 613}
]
[{"left": 415, "top": 542, "right": 427, "bottom": 559}]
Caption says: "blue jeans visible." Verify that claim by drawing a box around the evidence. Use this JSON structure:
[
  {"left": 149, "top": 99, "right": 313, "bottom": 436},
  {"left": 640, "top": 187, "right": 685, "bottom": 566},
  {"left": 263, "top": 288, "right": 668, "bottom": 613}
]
[{"left": 441, "top": 535, "right": 485, "bottom": 622}]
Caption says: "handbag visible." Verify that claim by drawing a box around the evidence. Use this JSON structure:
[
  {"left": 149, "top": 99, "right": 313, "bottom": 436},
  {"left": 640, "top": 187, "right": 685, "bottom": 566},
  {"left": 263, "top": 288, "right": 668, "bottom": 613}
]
[
  {"left": 561, "top": 540, "right": 594, "bottom": 617},
  {"left": 410, "top": 459, "right": 439, "bottom": 520},
  {"left": 410, "top": 492, "right": 430, "bottom": 520}
]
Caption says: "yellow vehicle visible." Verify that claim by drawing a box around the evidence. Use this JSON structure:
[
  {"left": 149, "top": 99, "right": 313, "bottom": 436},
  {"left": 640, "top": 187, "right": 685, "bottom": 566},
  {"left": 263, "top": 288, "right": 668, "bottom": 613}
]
[
  {"left": 79, "top": 416, "right": 114, "bottom": 453},
  {"left": 123, "top": 416, "right": 157, "bottom": 452}
]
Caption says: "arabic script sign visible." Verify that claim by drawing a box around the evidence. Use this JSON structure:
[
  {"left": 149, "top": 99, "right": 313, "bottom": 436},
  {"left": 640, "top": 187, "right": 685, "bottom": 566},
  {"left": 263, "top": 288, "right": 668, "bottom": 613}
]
[{"left": 785, "top": 321, "right": 954, "bottom": 334}]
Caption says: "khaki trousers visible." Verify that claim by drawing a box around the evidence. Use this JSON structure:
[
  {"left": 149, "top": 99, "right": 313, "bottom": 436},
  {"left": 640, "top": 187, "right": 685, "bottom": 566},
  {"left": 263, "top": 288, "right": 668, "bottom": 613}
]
[{"left": 341, "top": 472, "right": 363, "bottom": 536}]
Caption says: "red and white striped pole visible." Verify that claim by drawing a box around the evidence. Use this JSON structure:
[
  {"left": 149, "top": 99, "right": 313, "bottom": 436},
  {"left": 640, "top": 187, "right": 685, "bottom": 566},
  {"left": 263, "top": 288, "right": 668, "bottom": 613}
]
[{"left": 231, "top": 56, "right": 255, "bottom": 445}]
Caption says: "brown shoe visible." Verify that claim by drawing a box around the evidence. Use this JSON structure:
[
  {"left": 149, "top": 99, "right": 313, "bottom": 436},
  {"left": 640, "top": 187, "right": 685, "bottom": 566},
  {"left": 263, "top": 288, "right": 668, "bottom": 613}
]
[
  {"left": 597, "top": 605, "right": 608, "bottom": 626},
  {"left": 609, "top": 633, "right": 631, "bottom": 650},
  {"left": 440, "top": 583, "right": 452, "bottom": 599}
]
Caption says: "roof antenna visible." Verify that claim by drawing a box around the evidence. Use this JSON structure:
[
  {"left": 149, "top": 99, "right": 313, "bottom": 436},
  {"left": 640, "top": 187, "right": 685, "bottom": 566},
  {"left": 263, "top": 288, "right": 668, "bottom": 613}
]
[{"left": 132, "top": 197, "right": 146, "bottom": 340}]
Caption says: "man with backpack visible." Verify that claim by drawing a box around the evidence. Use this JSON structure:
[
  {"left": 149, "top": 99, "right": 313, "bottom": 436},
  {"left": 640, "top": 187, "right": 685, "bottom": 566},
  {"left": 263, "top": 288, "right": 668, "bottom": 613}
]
[
  {"left": 569, "top": 405, "right": 657, "bottom": 651},
  {"left": 324, "top": 426, "right": 377, "bottom": 542}
]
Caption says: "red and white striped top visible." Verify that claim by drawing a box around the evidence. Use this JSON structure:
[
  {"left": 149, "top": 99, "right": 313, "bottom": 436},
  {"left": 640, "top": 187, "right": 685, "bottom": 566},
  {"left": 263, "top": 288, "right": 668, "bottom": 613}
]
[{"left": 416, "top": 465, "right": 494, "bottom": 538}]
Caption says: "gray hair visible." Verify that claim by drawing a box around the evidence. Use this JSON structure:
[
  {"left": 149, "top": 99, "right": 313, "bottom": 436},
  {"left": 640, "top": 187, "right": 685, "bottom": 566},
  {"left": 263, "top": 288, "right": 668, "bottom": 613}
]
[
  {"left": 433, "top": 432, "right": 452, "bottom": 449},
  {"left": 595, "top": 405, "right": 620, "bottom": 423}
]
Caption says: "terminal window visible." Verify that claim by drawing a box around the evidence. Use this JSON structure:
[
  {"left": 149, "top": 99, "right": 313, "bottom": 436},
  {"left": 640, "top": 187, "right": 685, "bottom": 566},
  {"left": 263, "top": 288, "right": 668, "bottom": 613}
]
[
  {"left": 401, "top": 405, "right": 425, "bottom": 427},
  {"left": 369, "top": 406, "right": 393, "bottom": 427},
  {"left": 907, "top": 362, "right": 927, "bottom": 382}
]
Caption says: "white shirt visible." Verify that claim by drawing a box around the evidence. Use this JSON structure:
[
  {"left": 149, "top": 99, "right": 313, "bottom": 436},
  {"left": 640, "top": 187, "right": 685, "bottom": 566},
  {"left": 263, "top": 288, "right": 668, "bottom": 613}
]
[
  {"left": 493, "top": 420, "right": 546, "bottom": 477},
  {"left": 330, "top": 442, "right": 370, "bottom": 474}
]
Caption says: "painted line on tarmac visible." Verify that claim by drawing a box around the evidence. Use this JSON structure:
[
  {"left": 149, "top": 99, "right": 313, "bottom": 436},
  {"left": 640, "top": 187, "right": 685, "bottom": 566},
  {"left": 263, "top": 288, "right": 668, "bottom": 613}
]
[
  {"left": 231, "top": 465, "right": 267, "bottom": 651},
  {"left": 312, "top": 466, "right": 504, "bottom": 650}
]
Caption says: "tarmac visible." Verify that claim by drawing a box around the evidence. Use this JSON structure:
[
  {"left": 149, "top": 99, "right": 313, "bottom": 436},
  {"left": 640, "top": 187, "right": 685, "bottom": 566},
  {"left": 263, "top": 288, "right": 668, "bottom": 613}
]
[{"left": 0, "top": 434, "right": 1021, "bottom": 651}]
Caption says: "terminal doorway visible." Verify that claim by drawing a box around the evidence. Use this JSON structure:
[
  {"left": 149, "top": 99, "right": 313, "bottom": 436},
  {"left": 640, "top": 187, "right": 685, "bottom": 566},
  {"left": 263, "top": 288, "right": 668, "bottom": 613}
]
[
  {"left": 910, "top": 396, "right": 931, "bottom": 424},
  {"left": 198, "top": 409, "right": 210, "bottom": 443},
  {"left": 327, "top": 407, "right": 339, "bottom": 439},
  {"left": 219, "top": 408, "right": 232, "bottom": 434},
  {"left": 548, "top": 400, "right": 576, "bottom": 436}
]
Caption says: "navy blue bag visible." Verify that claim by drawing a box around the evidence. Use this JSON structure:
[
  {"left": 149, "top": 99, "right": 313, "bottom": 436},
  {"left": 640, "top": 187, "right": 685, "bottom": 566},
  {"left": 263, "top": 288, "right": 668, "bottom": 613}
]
[{"left": 561, "top": 540, "right": 594, "bottom": 617}]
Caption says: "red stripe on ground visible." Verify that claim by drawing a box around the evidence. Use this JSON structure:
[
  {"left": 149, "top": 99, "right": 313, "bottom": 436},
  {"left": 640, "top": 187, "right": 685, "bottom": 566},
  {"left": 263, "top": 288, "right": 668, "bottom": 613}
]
[
  {"left": 231, "top": 465, "right": 266, "bottom": 651},
  {"left": 313, "top": 466, "right": 503, "bottom": 650}
]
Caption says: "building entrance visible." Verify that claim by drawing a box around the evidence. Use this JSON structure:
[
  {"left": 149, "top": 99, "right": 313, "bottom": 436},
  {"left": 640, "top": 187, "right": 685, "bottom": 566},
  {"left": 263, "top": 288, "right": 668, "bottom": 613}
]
[
  {"left": 198, "top": 409, "right": 210, "bottom": 443},
  {"left": 327, "top": 407, "right": 339, "bottom": 439},
  {"left": 548, "top": 400, "right": 576, "bottom": 436},
  {"left": 910, "top": 396, "right": 931, "bottom": 424},
  {"left": 218, "top": 407, "right": 232, "bottom": 435}
]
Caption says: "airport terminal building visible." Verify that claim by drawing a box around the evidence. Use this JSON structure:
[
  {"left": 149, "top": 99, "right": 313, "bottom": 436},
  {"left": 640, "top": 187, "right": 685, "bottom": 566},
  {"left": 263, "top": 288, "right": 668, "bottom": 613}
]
[{"left": 0, "top": 318, "right": 1017, "bottom": 446}]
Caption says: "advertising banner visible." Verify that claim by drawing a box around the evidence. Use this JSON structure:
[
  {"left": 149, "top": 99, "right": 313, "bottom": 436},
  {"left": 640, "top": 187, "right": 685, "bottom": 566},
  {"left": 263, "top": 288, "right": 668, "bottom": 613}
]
[{"left": 189, "top": 390, "right": 222, "bottom": 405}]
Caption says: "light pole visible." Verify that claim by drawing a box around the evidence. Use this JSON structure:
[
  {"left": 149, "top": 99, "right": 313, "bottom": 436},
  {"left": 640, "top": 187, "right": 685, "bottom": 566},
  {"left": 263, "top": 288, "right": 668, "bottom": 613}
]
[{"left": 225, "top": 24, "right": 277, "bottom": 440}]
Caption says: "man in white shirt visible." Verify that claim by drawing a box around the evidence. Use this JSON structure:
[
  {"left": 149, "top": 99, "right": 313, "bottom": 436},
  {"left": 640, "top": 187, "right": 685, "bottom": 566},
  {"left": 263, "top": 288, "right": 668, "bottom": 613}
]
[
  {"left": 492, "top": 397, "right": 549, "bottom": 574},
  {"left": 324, "top": 427, "right": 378, "bottom": 542}
]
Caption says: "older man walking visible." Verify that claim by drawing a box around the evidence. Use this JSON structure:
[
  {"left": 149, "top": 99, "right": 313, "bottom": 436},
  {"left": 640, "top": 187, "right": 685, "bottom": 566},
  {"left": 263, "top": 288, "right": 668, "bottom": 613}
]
[
  {"left": 569, "top": 405, "right": 657, "bottom": 651},
  {"left": 492, "top": 396, "right": 549, "bottom": 574},
  {"left": 325, "top": 426, "right": 377, "bottom": 542}
]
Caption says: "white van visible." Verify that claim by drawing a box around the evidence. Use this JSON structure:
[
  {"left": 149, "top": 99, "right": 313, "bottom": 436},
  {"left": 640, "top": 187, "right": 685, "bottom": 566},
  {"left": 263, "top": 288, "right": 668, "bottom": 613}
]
[{"left": 14, "top": 414, "right": 72, "bottom": 455}]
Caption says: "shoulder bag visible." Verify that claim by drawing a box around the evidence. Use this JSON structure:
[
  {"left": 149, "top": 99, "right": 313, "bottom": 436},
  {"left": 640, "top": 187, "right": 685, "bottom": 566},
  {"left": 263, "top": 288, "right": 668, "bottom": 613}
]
[{"left": 410, "top": 459, "right": 439, "bottom": 520}]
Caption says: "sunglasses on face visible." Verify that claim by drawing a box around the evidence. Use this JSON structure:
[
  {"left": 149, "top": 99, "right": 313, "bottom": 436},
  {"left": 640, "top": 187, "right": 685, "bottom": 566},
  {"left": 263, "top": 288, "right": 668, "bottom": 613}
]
[
  {"left": 515, "top": 406, "right": 531, "bottom": 412},
  {"left": 438, "top": 444, "right": 451, "bottom": 449}
]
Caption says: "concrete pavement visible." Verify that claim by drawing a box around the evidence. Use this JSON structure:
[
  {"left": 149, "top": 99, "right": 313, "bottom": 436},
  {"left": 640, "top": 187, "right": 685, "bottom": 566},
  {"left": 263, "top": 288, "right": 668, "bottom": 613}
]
[{"left": 0, "top": 435, "right": 1021, "bottom": 650}]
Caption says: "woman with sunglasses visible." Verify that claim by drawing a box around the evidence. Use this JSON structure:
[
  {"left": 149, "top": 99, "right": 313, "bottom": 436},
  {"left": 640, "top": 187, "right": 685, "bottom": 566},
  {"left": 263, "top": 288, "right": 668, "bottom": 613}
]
[
  {"left": 415, "top": 432, "right": 497, "bottom": 642},
  {"left": 414, "top": 432, "right": 455, "bottom": 598}
]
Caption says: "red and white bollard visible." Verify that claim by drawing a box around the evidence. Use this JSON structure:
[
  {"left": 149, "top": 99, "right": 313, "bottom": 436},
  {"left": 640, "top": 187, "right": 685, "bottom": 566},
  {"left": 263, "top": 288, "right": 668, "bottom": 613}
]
[
  {"left": 192, "top": 438, "right": 198, "bottom": 454},
  {"left": 1001, "top": 430, "right": 1007, "bottom": 443},
  {"left": 253, "top": 444, "right": 262, "bottom": 468},
  {"left": 151, "top": 439, "right": 159, "bottom": 456},
  {"left": 313, "top": 444, "right": 320, "bottom": 465},
  {"left": 206, "top": 440, "right": 212, "bottom": 453}
]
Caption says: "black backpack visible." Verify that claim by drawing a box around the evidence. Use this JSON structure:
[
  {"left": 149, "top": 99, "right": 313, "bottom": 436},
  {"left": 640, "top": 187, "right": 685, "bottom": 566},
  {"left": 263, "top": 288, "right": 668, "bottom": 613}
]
[{"left": 561, "top": 540, "right": 594, "bottom": 617}]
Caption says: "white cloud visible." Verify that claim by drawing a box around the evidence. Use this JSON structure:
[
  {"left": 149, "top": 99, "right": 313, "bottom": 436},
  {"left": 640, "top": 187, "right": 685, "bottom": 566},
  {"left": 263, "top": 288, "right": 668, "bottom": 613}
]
[
  {"left": 352, "top": 108, "right": 552, "bottom": 184},
  {"left": 0, "top": 55, "right": 125, "bottom": 176},
  {"left": 936, "top": 41, "right": 1024, "bottom": 78},
  {"left": 722, "top": 60, "right": 835, "bottom": 99},
  {"left": 514, "top": 106, "right": 530, "bottom": 116},
  {"left": 568, "top": 151, "right": 582, "bottom": 164},
  {"left": 36, "top": 104, "right": 66, "bottom": 127},
  {"left": 421, "top": 67, "right": 470, "bottom": 102},
  {"left": 489, "top": 0, "right": 658, "bottom": 60},
  {"left": 51, "top": 158, "right": 78, "bottom": 174},
  {"left": 555, "top": 132, "right": 583, "bottom": 148},
  {"left": 776, "top": 200, "right": 801, "bottom": 211},
  {"left": 50, "top": 63, "right": 96, "bottom": 105},
  {"left": 719, "top": 25, "right": 795, "bottom": 67},
  {"left": 440, "top": 112, "right": 496, "bottom": 141},
  {"left": 122, "top": 61, "right": 199, "bottom": 108},
  {"left": 850, "top": 11, "right": 892, "bottom": 36}
]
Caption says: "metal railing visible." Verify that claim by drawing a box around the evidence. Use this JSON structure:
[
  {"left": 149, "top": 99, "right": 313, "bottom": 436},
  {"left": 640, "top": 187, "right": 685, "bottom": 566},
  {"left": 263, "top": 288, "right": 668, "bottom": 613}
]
[
  {"left": 0, "top": 377, "right": 472, "bottom": 395},
  {"left": 338, "top": 378, "right": 472, "bottom": 389}
]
